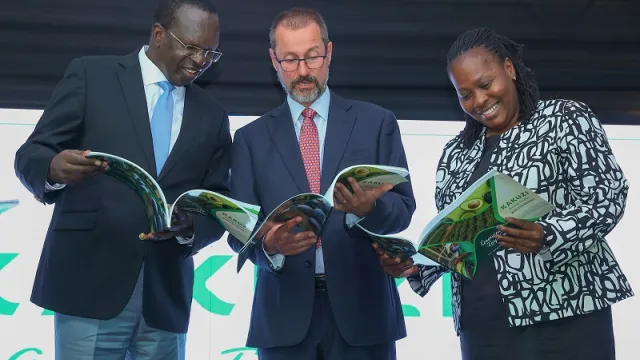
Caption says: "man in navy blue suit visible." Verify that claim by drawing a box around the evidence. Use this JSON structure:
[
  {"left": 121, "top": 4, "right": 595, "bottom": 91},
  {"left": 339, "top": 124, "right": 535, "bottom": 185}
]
[
  {"left": 227, "top": 7, "right": 416, "bottom": 360},
  {"left": 14, "top": 0, "right": 229, "bottom": 358}
]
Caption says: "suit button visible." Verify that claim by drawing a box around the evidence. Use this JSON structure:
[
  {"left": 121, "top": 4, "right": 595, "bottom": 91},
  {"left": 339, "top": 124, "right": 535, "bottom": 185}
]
[{"left": 305, "top": 260, "right": 312, "bottom": 268}]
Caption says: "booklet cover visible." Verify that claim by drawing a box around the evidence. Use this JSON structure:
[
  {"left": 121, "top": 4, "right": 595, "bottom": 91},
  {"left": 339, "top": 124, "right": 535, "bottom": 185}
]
[
  {"left": 0, "top": 199, "right": 19, "bottom": 216},
  {"left": 357, "top": 169, "right": 556, "bottom": 279},
  {"left": 235, "top": 164, "right": 410, "bottom": 272},
  {"left": 86, "top": 152, "right": 260, "bottom": 240}
]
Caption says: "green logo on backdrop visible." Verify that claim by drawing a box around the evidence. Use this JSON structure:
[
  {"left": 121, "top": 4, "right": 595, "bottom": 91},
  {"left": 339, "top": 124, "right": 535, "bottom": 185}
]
[
  {"left": 0, "top": 253, "right": 20, "bottom": 315},
  {"left": 0, "top": 253, "right": 452, "bottom": 317},
  {"left": 9, "top": 347, "right": 43, "bottom": 359}
]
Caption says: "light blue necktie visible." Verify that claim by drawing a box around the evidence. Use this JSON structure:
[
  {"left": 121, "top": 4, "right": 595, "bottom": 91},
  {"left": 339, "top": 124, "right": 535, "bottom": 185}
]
[{"left": 150, "top": 81, "right": 174, "bottom": 175}]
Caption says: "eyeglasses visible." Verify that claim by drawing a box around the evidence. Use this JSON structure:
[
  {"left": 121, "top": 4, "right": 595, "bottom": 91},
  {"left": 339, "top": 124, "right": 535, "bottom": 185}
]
[
  {"left": 167, "top": 29, "right": 223, "bottom": 63},
  {"left": 274, "top": 53, "right": 327, "bottom": 72}
]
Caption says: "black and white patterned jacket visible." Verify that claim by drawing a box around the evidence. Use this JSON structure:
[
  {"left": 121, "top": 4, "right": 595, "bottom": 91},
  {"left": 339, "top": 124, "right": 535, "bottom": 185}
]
[{"left": 408, "top": 99, "right": 633, "bottom": 334}]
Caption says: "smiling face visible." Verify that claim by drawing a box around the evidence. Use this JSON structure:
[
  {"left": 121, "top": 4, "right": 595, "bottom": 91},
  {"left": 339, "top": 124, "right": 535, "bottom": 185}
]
[
  {"left": 269, "top": 22, "right": 332, "bottom": 106},
  {"left": 448, "top": 46, "right": 520, "bottom": 136},
  {"left": 147, "top": 4, "right": 220, "bottom": 86}
]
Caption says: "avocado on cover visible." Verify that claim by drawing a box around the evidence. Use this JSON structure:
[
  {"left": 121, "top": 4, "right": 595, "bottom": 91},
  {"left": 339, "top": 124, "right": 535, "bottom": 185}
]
[
  {"left": 460, "top": 211, "right": 476, "bottom": 220},
  {"left": 460, "top": 198, "right": 484, "bottom": 211},
  {"left": 483, "top": 191, "right": 492, "bottom": 204}
]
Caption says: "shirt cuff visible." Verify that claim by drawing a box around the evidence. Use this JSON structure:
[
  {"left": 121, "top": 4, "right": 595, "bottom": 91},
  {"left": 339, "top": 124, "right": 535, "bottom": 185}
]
[
  {"left": 262, "top": 240, "right": 285, "bottom": 270},
  {"left": 176, "top": 234, "right": 195, "bottom": 245},
  {"left": 45, "top": 180, "right": 66, "bottom": 192},
  {"left": 344, "top": 201, "right": 374, "bottom": 228},
  {"left": 345, "top": 213, "right": 365, "bottom": 228}
]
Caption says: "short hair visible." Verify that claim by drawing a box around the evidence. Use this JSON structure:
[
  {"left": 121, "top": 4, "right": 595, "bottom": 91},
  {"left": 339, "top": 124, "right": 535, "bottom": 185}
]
[
  {"left": 446, "top": 28, "right": 540, "bottom": 149},
  {"left": 153, "top": 0, "right": 218, "bottom": 28},
  {"left": 269, "top": 7, "right": 330, "bottom": 49}
]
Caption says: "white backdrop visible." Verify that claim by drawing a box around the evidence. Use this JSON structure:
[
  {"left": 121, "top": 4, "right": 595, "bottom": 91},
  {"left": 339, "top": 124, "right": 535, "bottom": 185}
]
[{"left": 0, "top": 108, "right": 637, "bottom": 360}]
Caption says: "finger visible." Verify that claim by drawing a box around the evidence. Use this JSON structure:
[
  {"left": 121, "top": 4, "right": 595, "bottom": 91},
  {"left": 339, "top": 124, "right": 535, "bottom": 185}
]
[
  {"left": 381, "top": 261, "right": 404, "bottom": 272},
  {"left": 386, "top": 262, "right": 413, "bottom": 276},
  {"left": 281, "top": 239, "right": 316, "bottom": 255},
  {"left": 140, "top": 232, "right": 171, "bottom": 241},
  {"left": 496, "top": 225, "right": 534, "bottom": 239},
  {"left": 348, "top": 177, "right": 364, "bottom": 196},
  {"left": 276, "top": 216, "right": 302, "bottom": 235},
  {"left": 504, "top": 217, "right": 533, "bottom": 229},
  {"left": 496, "top": 234, "right": 539, "bottom": 250},
  {"left": 371, "top": 183, "right": 394, "bottom": 199},
  {"left": 333, "top": 185, "right": 349, "bottom": 205},
  {"left": 291, "top": 231, "right": 317, "bottom": 242},
  {"left": 399, "top": 265, "right": 419, "bottom": 278},
  {"left": 336, "top": 183, "right": 357, "bottom": 204},
  {"left": 63, "top": 163, "right": 106, "bottom": 175},
  {"left": 381, "top": 256, "right": 404, "bottom": 267},
  {"left": 283, "top": 244, "right": 314, "bottom": 256},
  {"left": 68, "top": 152, "right": 104, "bottom": 167},
  {"left": 372, "top": 243, "right": 385, "bottom": 256}
]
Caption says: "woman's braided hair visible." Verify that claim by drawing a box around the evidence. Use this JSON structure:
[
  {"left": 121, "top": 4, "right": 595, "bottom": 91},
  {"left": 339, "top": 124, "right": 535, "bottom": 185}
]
[{"left": 446, "top": 28, "right": 540, "bottom": 148}]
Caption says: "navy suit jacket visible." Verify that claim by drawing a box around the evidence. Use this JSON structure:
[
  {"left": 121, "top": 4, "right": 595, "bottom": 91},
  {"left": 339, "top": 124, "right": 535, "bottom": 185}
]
[
  {"left": 14, "top": 51, "right": 231, "bottom": 333},
  {"left": 228, "top": 92, "right": 416, "bottom": 348}
]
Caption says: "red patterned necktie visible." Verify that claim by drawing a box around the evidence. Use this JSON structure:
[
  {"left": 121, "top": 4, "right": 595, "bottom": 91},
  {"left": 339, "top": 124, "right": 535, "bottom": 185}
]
[{"left": 299, "top": 108, "right": 322, "bottom": 248}]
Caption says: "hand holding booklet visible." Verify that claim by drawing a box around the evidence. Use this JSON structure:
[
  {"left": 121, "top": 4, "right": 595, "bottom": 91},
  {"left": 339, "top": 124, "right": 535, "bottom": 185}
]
[
  {"left": 86, "top": 152, "right": 261, "bottom": 242},
  {"left": 359, "top": 169, "right": 556, "bottom": 279},
  {"left": 234, "top": 164, "right": 410, "bottom": 272},
  {"left": 85, "top": 152, "right": 410, "bottom": 272}
]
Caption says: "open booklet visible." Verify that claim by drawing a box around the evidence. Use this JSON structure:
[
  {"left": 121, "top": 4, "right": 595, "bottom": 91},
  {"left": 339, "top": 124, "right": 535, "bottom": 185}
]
[
  {"left": 357, "top": 169, "right": 556, "bottom": 279},
  {"left": 234, "top": 164, "right": 410, "bottom": 272},
  {"left": 0, "top": 199, "right": 19, "bottom": 216},
  {"left": 85, "top": 152, "right": 261, "bottom": 241}
]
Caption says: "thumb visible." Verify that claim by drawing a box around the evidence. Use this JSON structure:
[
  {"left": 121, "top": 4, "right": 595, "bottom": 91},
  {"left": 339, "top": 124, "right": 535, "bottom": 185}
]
[
  {"left": 374, "top": 183, "right": 393, "bottom": 197},
  {"left": 400, "top": 265, "right": 418, "bottom": 278}
]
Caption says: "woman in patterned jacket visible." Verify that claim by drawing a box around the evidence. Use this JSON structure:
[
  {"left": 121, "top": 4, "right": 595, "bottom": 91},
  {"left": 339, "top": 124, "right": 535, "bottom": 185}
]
[{"left": 375, "top": 28, "right": 633, "bottom": 359}]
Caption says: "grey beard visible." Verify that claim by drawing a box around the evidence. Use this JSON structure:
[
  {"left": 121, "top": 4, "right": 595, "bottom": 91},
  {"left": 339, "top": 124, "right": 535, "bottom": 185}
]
[{"left": 277, "top": 70, "right": 330, "bottom": 104}]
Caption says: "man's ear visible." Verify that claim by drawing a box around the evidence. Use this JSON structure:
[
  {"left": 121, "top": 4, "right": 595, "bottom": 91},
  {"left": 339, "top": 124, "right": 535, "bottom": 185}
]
[{"left": 269, "top": 48, "right": 279, "bottom": 71}]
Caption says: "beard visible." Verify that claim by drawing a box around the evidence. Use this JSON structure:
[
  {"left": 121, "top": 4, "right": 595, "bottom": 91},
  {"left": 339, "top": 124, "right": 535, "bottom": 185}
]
[{"left": 277, "top": 70, "right": 329, "bottom": 104}]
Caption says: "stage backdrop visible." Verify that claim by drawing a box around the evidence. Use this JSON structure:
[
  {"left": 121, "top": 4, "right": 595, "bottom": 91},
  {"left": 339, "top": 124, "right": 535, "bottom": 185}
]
[{"left": 0, "top": 108, "right": 637, "bottom": 360}]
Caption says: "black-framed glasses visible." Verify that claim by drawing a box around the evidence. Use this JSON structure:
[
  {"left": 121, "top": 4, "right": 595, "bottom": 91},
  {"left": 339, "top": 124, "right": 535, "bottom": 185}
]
[
  {"left": 274, "top": 53, "right": 327, "bottom": 72},
  {"left": 167, "top": 29, "right": 223, "bottom": 63}
]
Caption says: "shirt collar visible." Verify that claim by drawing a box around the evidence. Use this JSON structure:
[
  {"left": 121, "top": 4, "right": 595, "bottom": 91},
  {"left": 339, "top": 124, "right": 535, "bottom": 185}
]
[
  {"left": 287, "top": 86, "right": 331, "bottom": 122},
  {"left": 138, "top": 46, "right": 185, "bottom": 92}
]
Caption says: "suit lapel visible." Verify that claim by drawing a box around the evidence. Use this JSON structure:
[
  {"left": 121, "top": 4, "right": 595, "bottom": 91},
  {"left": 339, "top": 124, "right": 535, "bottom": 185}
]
[
  {"left": 116, "top": 52, "right": 156, "bottom": 176},
  {"left": 320, "top": 94, "right": 357, "bottom": 193},
  {"left": 267, "top": 103, "right": 310, "bottom": 193},
  {"left": 158, "top": 87, "right": 203, "bottom": 180}
]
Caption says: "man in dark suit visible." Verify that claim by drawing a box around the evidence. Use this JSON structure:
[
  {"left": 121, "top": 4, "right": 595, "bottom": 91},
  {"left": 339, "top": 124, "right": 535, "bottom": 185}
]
[
  {"left": 227, "top": 7, "right": 416, "bottom": 360},
  {"left": 13, "top": 0, "right": 229, "bottom": 358}
]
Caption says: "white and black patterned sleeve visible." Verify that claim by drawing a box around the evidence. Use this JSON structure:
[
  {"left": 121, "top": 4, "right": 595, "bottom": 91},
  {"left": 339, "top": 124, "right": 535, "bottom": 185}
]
[
  {"left": 537, "top": 100, "right": 629, "bottom": 269},
  {"left": 408, "top": 265, "right": 447, "bottom": 297},
  {"left": 407, "top": 137, "right": 460, "bottom": 296}
]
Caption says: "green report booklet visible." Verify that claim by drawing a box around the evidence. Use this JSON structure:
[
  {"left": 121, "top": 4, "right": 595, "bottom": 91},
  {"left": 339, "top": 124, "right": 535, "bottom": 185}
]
[
  {"left": 358, "top": 169, "right": 556, "bottom": 279},
  {"left": 86, "top": 152, "right": 260, "bottom": 242},
  {"left": 86, "top": 152, "right": 410, "bottom": 273},
  {"left": 235, "top": 164, "right": 410, "bottom": 272}
]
